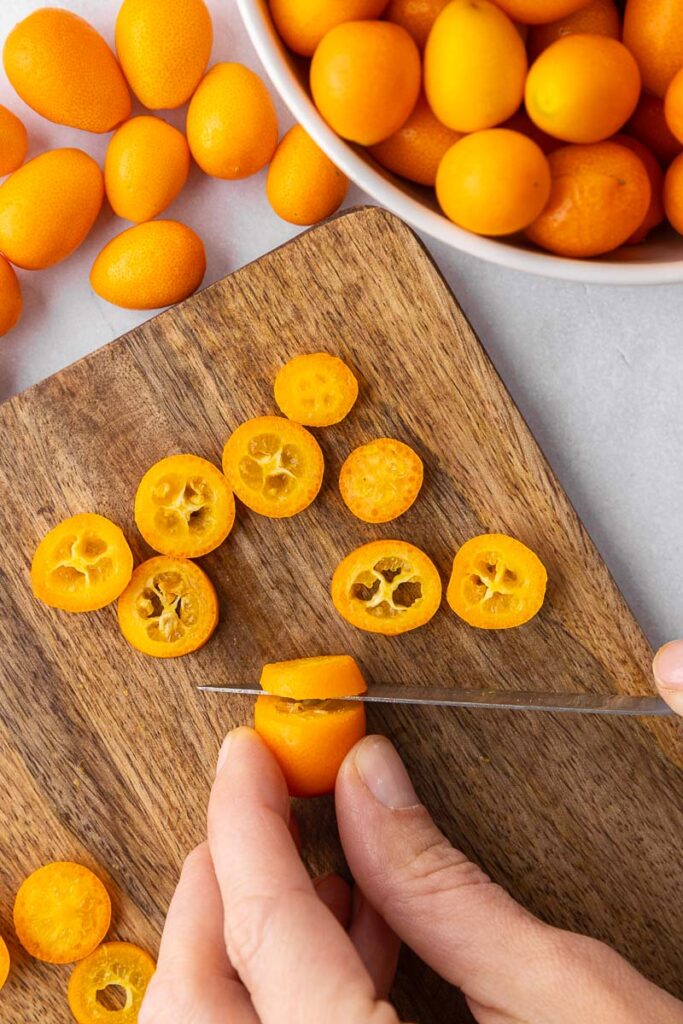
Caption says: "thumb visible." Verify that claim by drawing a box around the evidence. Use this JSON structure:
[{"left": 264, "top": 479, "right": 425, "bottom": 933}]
[
  {"left": 653, "top": 640, "right": 683, "bottom": 716},
  {"left": 335, "top": 736, "right": 681, "bottom": 1024}
]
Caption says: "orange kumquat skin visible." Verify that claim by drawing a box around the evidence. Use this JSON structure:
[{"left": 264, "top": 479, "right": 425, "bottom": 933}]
[
  {"left": 0, "top": 935, "right": 9, "bottom": 991},
  {"left": 664, "top": 67, "right": 683, "bottom": 146},
  {"left": 623, "top": 0, "right": 683, "bottom": 99},
  {"left": 525, "top": 35, "right": 641, "bottom": 144},
  {"left": 385, "top": 0, "right": 449, "bottom": 50},
  {"left": 491, "top": 0, "right": 592, "bottom": 22},
  {"left": 527, "top": 0, "right": 620, "bottom": 60},
  {"left": 271, "top": 0, "right": 389, "bottom": 56},
  {"left": 525, "top": 142, "right": 651, "bottom": 258},
  {"left": 612, "top": 135, "right": 665, "bottom": 244},
  {"left": 332, "top": 539, "right": 442, "bottom": 635},
  {"left": 447, "top": 533, "right": 547, "bottom": 629},
  {"left": 310, "top": 21, "right": 421, "bottom": 146},
  {"left": 14, "top": 862, "right": 111, "bottom": 965},
  {"left": 425, "top": 0, "right": 527, "bottom": 133},
  {"left": 260, "top": 654, "right": 367, "bottom": 700},
  {"left": 663, "top": 153, "right": 683, "bottom": 236},
  {"left": 626, "top": 93, "right": 682, "bottom": 166},
  {"left": 436, "top": 129, "right": 551, "bottom": 236},
  {"left": 0, "top": 255, "right": 22, "bottom": 337},
  {"left": 267, "top": 126, "right": 348, "bottom": 226},
  {"left": 254, "top": 694, "right": 366, "bottom": 797},
  {"left": 0, "top": 104, "right": 27, "bottom": 176},
  {"left": 369, "top": 93, "right": 461, "bottom": 186}
]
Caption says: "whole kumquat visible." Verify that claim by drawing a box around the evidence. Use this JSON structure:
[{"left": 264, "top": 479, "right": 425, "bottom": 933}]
[
  {"left": 271, "top": 0, "right": 389, "bottom": 56},
  {"left": 663, "top": 152, "right": 683, "bottom": 235},
  {"left": 0, "top": 149, "right": 103, "bottom": 271},
  {"left": 116, "top": 0, "right": 213, "bottom": 110},
  {"left": 627, "top": 92, "right": 682, "bottom": 166},
  {"left": 31, "top": 513, "right": 134, "bottom": 614},
  {"left": 527, "top": 0, "right": 620, "bottom": 59},
  {"left": 525, "top": 36, "right": 641, "bottom": 145},
  {"left": 623, "top": 0, "right": 683, "bottom": 99},
  {"left": 369, "top": 92, "right": 461, "bottom": 186},
  {"left": 0, "top": 256, "right": 22, "bottom": 338},
  {"left": 267, "top": 125, "right": 349, "bottom": 226},
  {"left": 254, "top": 694, "right": 366, "bottom": 797},
  {"left": 223, "top": 416, "right": 324, "bottom": 517},
  {"left": 436, "top": 129, "right": 551, "bottom": 236},
  {"left": 425, "top": 0, "right": 527, "bottom": 133},
  {"left": 187, "top": 63, "right": 278, "bottom": 179},
  {"left": 339, "top": 438, "right": 424, "bottom": 523},
  {"left": 3, "top": 9, "right": 130, "bottom": 132},
  {"left": 274, "top": 352, "right": 358, "bottom": 427},
  {"left": 90, "top": 221, "right": 206, "bottom": 310},
  {"left": 332, "top": 539, "right": 442, "bottom": 635},
  {"left": 118, "top": 555, "right": 219, "bottom": 658},
  {"left": 526, "top": 141, "right": 651, "bottom": 257},
  {"left": 492, "top": 0, "right": 592, "bottom": 22},
  {"left": 664, "top": 68, "right": 683, "bottom": 146},
  {"left": 105, "top": 116, "right": 190, "bottom": 223},
  {"left": 14, "top": 862, "right": 111, "bottom": 965},
  {"left": 310, "top": 21, "right": 420, "bottom": 145},
  {"left": 134, "top": 454, "right": 235, "bottom": 558},
  {"left": 67, "top": 942, "right": 156, "bottom": 1024},
  {"left": 447, "top": 533, "right": 547, "bottom": 629},
  {"left": 385, "top": 0, "right": 449, "bottom": 49},
  {"left": 0, "top": 104, "right": 27, "bottom": 176}
]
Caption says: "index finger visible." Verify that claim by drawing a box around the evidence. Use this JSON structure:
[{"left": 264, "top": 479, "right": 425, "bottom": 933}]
[{"left": 207, "top": 727, "right": 399, "bottom": 1024}]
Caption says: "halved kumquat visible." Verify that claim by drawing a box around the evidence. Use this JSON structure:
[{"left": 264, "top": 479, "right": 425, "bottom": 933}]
[
  {"left": 223, "top": 416, "right": 324, "bottom": 517},
  {"left": 118, "top": 555, "right": 218, "bottom": 657},
  {"left": 134, "top": 454, "right": 235, "bottom": 558},
  {"left": 332, "top": 539, "right": 441, "bottom": 635},
  {"left": 31, "top": 513, "right": 133, "bottom": 613},
  {"left": 447, "top": 533, "right": 547, "bottom": 629}
]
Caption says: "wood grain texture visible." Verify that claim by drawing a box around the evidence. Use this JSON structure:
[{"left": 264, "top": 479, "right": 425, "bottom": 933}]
[{"left": 0, "top": 208, "right": 680, "bottom": 1023}]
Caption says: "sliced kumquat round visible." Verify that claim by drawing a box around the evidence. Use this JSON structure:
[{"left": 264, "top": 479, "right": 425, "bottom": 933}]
[
  {"left": 222, "top": 415, "right": 324, "bottom": 518},
  {"left": 67, "top": 941, "right": 156, "bottom": 1024},
  {"left": 260, "top": 654, "right": 367, "bottom": 700},
  {"left": 0, "top": 935, "right": 9, "bottom": 990},
  {"left": 332, "top": 539, "right": 442, "bottom": 635},
  {"left": 339, "top": 438, "right": 423, "bottom": 523},
  {"left": 274, "top": 352, "right": 358, "bottom": 427},
  {"left": 31, "top": 513, "right": 133, "bottom": 613},
  {"left": 447, "top": 533, "right": 547, "bottom": 629},
  {"left": 254, "top": 694, "right": 366, "bottom": 797},
  {"left": 117, "top": 555, "right": 218, "bottom": 658},
  {"left": 14, "top": 862, "right": 111, "bottom": 965},
  {"left": 134, "top": 454, "right": 235, "bottom": 558}
]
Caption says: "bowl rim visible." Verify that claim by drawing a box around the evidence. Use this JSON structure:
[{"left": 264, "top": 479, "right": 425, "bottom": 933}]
[{"left": 237, "top": 0, "right": 683, "bottom": 286}]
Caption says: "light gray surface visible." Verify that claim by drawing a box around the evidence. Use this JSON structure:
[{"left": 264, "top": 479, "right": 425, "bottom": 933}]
[{"left": 0, "top": 0, "right": 681, "bottom": 647}]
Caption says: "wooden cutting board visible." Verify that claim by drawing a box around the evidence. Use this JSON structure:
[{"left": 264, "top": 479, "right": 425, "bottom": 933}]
[{"left": 0, "top": 208, "right": 680, "bottom": 1023}]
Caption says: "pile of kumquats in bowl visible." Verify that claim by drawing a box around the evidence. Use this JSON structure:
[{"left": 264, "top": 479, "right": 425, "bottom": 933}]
[{"left": 239, "top": 0, "right": 683, "bottom": 282}]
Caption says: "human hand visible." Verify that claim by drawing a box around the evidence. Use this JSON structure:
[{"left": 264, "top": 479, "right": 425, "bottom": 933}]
[
  {"left": 142, "top": 719, "right": 683, "bottom": 1023},
  {"left": 654, "top": 639, "right": 683, "bottom": 715}
]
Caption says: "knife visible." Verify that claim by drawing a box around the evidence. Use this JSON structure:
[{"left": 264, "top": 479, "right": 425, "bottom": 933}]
[{"left": 197, "top": 683, "right": 673, "bottom": 717}]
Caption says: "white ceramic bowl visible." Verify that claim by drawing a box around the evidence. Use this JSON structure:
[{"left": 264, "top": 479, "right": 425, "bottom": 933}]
[{"left": 237, "top": 0, "right": 683, "bottom": 285}]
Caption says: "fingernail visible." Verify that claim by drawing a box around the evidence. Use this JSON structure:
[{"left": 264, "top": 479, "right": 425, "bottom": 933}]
[
  {"left": 216, "top": 731, "right": 236, "bottom": 775},
  {"left": 354, "top": 735, "right": 419, "bottom": 809},
  {"left": 653, "top": 640, "right": 683, "bottom": 688}
]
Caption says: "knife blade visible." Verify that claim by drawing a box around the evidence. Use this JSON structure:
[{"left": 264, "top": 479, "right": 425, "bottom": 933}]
[{"left": 197, "top": 683, "right": 673, "bottom": 717}]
